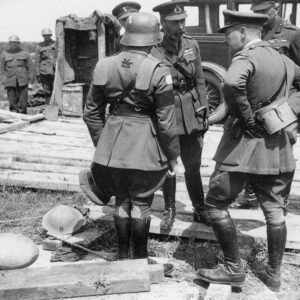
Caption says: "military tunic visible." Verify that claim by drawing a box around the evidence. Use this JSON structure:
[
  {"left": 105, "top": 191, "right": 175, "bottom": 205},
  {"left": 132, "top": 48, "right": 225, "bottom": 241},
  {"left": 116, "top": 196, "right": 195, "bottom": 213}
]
[
  {"left": 151, "top": 34, "right": 207, "bottom": 135},
  {"left": 83, "top": 49, "right": 179, "bottom": 199},
  {"left": 262, "top": 16, "right": 300, "bottom": 64},
  {"left": 214, "top": 41, "right": 300, "bottom": 175},
  {"left": 0, "top": 48, "right": 33, "bottom": 87},
  {"left": 35, "top": 39, "right": 56, "bottom": 76},
  {"left": 206, "top": 41, "right": 300, "bottom": 216}
]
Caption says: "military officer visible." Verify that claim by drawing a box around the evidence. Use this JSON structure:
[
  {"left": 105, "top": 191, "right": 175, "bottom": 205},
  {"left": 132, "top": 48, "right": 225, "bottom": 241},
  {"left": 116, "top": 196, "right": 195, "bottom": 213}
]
[
  {"left": 151, "top": 0, "right": 209, "bottom": 230},
  {"left": 112, "top": 1, "right": 141, "bottom": 53},
  {"left": 0, "top": 35, "right": 33, "bottom": 114},
  {"left": 238, "top": 0, "right": 300, "bottom": 209},
  {"left": 80, "top": 13, "right": 179, "bottom": 268},
  {"left": 251, "top": 0, "right": 300, "bottom": 58},
  {"left": 35, "top": 28, "right": 56, "bottom": 105},
  {"left": 196, "top": 10, "right": 300, "bottom": 292}
]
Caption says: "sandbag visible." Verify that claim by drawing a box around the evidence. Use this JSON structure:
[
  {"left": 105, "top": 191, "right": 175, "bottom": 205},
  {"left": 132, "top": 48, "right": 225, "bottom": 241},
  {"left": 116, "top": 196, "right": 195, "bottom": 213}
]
[{"left": 0, "top": 233, "right": 39, "bottom": 270}]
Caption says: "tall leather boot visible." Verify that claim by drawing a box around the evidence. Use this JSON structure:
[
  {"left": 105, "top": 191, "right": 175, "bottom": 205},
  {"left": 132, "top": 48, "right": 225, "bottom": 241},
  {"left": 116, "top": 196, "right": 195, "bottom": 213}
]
[
  {"left": 113, "top": 215, "right": 131, "bottom": 259},
  {"left": 252, "top": 223, "right": 287, "bottom": 292},
  {"left": 185, "top": 170, "right": 210, "bottom": 225},
  {"left": 160, "top": 174, "right": 176, "bottom": 230},
  {"left": 197, "top": 214, "right": 245, "bottom": 287},
  {"left": 131, "top": 217, "right": 151, "bottom": 258}
]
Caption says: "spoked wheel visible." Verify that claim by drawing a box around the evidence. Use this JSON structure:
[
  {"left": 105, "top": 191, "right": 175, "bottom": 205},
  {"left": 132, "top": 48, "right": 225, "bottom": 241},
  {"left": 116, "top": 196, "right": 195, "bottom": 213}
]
[{"left": 204, "top": 71, "right": 228, "bottom": 125}]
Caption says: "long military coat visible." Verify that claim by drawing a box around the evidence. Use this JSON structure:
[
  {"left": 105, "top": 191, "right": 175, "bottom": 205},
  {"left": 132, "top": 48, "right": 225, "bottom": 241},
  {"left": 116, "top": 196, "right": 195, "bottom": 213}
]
[
  {"left": 151, "top": 34, "right": 207, "bottom": 135},
  {"left": 35, "top": 39, "right": 56, "bottom": 76},
  {"left": 83, "top": 50, "right": 180, "bottom": 171},
  {"left": 0, "top": 48, "right": 33, "bottom": 87},
  {"left": 214, "top": 41, "right": 300, "bottom": 175}
]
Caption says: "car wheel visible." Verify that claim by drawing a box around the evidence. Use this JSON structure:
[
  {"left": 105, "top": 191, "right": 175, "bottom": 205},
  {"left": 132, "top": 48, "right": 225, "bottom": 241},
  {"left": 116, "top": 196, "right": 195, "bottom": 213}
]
[{"left": 204, "top": 71, "right": 228, "bottom": 125}]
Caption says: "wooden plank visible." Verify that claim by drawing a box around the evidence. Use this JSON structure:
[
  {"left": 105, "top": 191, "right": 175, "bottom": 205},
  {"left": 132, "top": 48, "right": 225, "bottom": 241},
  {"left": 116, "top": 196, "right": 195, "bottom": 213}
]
[
  {"left": 69, "top": 281, "right": 200, "bottom": 300},
  {"left": 204, "top": 284, "right": 231, "bottom": 300},
  {"left": 0, "top": 109, "right": 45, "bottom": 122},
  {"left": 1, "top": 131, "right": 93, "bottom": 148},
  {"left": 0, "top": 140, "right": 94, "bottom": 161},
  {"left": 0, "top": 120, "right": 29, "bottom": 134},
  {"left": 0, "top": 259, "right": 151, "bottom": 299},
  {"left": 0, "top": 169, "right": 81, "bottom": 192},
  {"left": 283, "top": 252, "right": 300, "bottom": 266},
  {"left": 0, "top": 160, "right": 84, "bottom": 175},
  {"left": 0, "top": 153, "right": 90, "bottom": 167}
]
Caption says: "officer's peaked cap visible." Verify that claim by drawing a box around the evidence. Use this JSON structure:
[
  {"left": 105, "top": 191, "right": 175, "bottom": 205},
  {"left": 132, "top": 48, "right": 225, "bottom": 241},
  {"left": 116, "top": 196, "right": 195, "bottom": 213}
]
[
  {"left": 112, "top": 1, "right": 141, "bottom": 20},
  {"left": 218, "top": 10, "right": 269, "bottom": 33},
  {"left": 153, "top": 0, "right": 188, "bottom": 21},
  {"left": 251, "top": 0, "right": 276, "bottom": 12}
]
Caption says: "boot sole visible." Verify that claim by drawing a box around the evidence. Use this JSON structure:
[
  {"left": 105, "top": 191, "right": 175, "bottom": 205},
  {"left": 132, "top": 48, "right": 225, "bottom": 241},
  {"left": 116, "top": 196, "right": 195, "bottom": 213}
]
[{"left": 196, "top": 274, "right": 245, "bottom": 287}]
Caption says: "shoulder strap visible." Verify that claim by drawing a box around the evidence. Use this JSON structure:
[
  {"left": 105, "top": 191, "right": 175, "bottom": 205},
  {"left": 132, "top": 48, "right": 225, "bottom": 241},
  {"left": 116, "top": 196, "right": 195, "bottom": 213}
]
[
  {"left": 268, "top": 56, "right": 288, "bottom": 102},
  {"left": 135, "top": 54, "right": 160, "bottom": 90}
]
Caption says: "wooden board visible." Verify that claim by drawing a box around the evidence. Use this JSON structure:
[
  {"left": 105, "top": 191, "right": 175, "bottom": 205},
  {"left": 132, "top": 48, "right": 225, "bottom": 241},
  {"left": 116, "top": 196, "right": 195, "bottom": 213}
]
[
  {"left": 0, "top": 259, "right": 151, "bottom": 299},
  {"left": 204, "top": 284, "right": 231, "bottom": 300},
  {"left": 0, "top": 120, "right": 29, "bottom": 134},
  {"left": 0, "top": 109, "right": 45, "bottom": 122}
]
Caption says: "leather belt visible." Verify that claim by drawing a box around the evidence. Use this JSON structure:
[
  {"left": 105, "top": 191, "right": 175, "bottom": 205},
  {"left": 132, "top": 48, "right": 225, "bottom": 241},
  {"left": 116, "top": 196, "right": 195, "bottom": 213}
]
[{"left": 110, "top": 103, "right": 153, "bottom": 117}]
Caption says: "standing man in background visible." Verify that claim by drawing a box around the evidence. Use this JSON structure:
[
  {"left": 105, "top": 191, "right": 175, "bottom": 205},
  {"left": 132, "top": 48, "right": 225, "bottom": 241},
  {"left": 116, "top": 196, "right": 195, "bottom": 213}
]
[
  {"left": 152, "top": 0, "right": 209, "bottom": 230},
  {"left": 0, "top": 35, "right": 33, "bottom": 114},
  {"left": 112, "top": 1, "right": 141, "bottom": 53},
  {"left": 35, "top": 28, "right": 56, "bottom": 105}
]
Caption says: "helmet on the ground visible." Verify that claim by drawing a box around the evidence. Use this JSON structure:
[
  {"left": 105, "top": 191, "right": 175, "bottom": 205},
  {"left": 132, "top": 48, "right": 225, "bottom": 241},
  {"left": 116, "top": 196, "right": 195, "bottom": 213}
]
[
  {"left": 8, "top": 35, "right": 20, "bottom": 43},
  {"left": 0, "top": 233, "right": 39, "bottom": 269},
  {"left": 120, "top": 12, "right": 162, "bottom": 46},
  {"left": 41, "top": 28, "right": 52, "bottom": 36},
  {"left": 42, "top": 205, "right": 85, "bottom": 236}
]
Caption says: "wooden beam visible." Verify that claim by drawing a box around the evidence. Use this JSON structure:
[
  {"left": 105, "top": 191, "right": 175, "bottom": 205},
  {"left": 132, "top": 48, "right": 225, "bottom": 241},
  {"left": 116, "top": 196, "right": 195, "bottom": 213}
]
[
  {"left": 204, "top": 284, "right": 231, "bottom": 300},
  {"left": 0, "top": 120, "right": 29, "bottom": 134},
  {"left": 0, "top": 109, "right": 45, "bottom": 122},
  {"left": 0, "top": 259, "right": 151, "bottom": 299}
]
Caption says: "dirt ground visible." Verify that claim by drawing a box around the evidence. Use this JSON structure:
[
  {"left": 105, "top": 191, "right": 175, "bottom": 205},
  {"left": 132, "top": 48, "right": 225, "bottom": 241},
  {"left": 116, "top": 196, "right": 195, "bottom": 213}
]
[{"left": 0, "top": 187, "right": 300, "bottom": 299}]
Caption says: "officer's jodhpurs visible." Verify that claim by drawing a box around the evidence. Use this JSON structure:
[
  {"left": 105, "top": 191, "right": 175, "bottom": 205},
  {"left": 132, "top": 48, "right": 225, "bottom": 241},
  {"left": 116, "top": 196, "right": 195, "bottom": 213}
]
[
  {"left": 6, "top": 84, "right": 28, "bottom": 113},
  {"left": 205, "top": 169, "right": 294, "bottom": 224},
  {"left": 91, "top": 162, "right": 166, "bottom": 259}
]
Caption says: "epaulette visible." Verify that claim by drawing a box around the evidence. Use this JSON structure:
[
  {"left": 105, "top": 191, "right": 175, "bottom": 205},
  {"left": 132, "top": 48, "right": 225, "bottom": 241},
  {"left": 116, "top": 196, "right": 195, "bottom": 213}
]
[
  {"left": 282, "top": 20, "right": 297, "bottom": 31},
  {"left": 183, "top": 34, "right": 194, "bottom": 40},
  {"left": 231, "top": 53, "right": 249, "bottom": 63},
  {"left": 146, "top": 54, "right": 163, "bottom": 65}
]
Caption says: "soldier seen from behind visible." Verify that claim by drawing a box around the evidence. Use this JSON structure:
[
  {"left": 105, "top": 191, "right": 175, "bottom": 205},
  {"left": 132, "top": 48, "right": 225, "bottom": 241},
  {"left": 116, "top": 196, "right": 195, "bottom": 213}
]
[
  {"left": 35, "top": 28, "right": 56, "bottom": 105},
  {"left": 0, "top": 35, "right": 33, "bottom": 114},
  {"left": 80, "top": 12, "right": 180, "bottom": 274},
  {"left": 196, "top": 10, "right": 300, "bottom": 292},
  {"left": 151, "top": 0, "right": 209, "bottom": 230}
]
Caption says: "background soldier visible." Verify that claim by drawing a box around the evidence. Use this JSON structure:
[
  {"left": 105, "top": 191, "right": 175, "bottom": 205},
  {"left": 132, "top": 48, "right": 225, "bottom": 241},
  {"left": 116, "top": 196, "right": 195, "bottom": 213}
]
[
  {"left": 196, "top": 10, "right": 300, "bottom": 292},
  {"left": 151, "top": 0, "right": 209, "bottom": 230},
  {"left": 112, "top": 1, "right": 141, "bottom": 53},
  {"left": 80, "top": 12, "right": 179, "bottom": 271},
  {"left": 35, "top": 28, "right": 56, "bottom": 105},
  {"left": 0, "top": 35, "right": 33, "bottom": 114}
]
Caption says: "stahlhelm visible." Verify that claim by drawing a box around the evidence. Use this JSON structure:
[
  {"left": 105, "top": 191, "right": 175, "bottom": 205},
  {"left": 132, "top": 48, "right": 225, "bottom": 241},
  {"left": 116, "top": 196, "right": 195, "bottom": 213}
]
[
  {"left": 120, "top": 12, "right": 163, "bottom": 47},
  {"left": 42, "top": 205, "right": 85, "bottom": 236},
  {"left": 8, "top": 35, "right": 20, "bottom": 43},
  {"left": 41, "top": 28, "right": 52, "bottom": 36}
]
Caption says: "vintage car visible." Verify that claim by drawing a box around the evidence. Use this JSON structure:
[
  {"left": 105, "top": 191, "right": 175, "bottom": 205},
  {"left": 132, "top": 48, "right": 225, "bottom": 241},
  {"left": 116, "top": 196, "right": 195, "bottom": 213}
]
[{"left": 184, "top": 0, "right": 300, "bottom": 123}]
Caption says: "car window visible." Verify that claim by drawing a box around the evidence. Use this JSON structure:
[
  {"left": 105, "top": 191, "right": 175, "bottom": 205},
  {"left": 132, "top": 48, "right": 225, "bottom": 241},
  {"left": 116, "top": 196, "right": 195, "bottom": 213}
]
[{"left": 185, "top": 6, "right": 200, "bottom": 27}]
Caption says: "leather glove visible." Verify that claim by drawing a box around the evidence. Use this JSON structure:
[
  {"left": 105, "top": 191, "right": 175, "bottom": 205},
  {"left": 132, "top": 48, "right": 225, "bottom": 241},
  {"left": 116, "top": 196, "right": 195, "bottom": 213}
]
[{"left": 244, "top": 117, "right": 266, "bottom": 138}]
